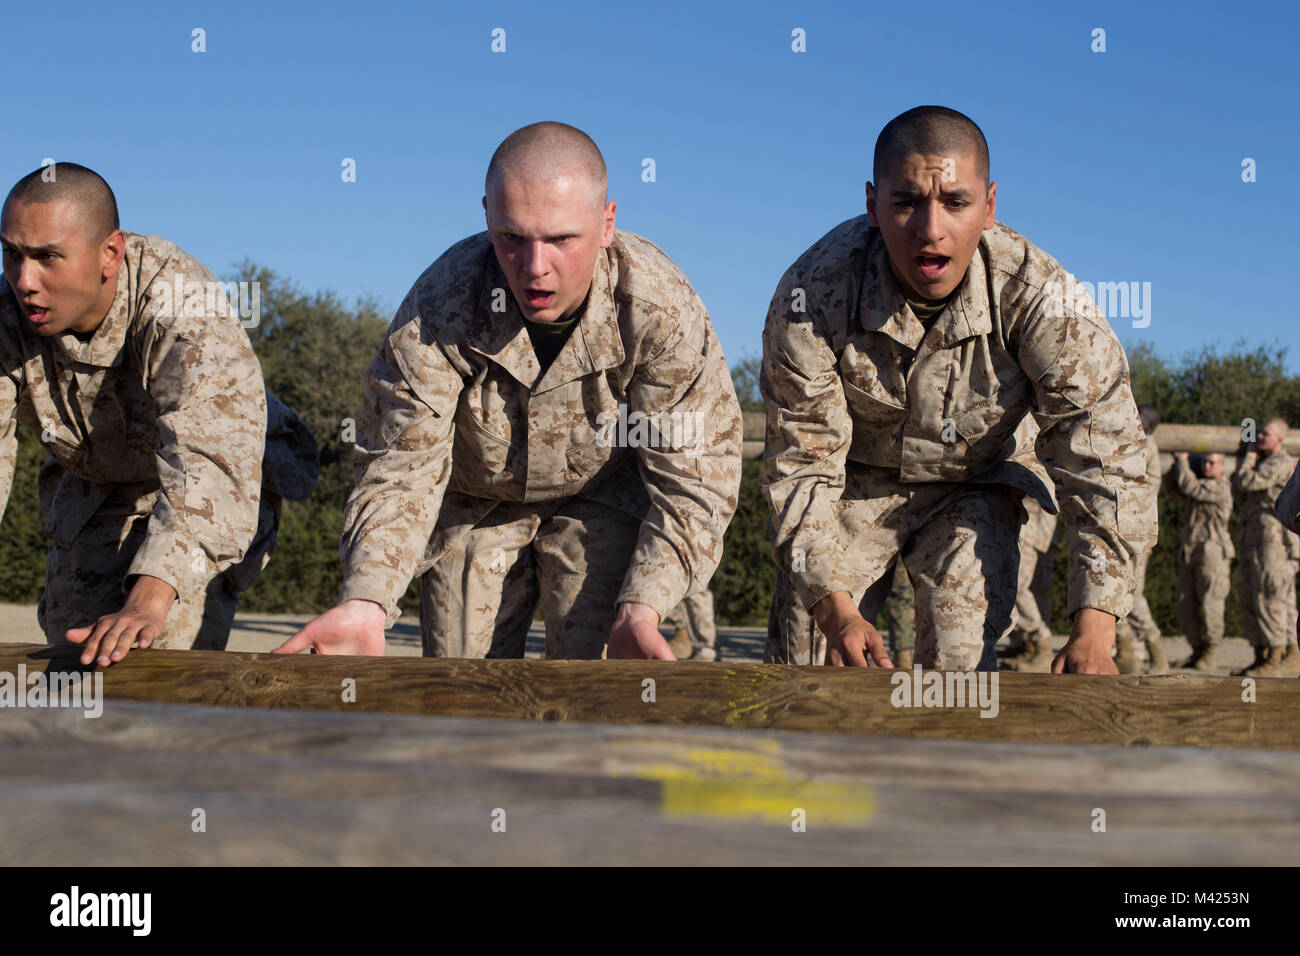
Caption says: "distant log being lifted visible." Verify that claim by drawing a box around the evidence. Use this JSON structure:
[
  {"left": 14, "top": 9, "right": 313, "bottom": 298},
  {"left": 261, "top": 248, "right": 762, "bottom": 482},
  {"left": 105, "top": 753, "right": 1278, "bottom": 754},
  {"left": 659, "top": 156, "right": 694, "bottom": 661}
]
[{"left": 740, "top": 414, "right": 1292, "bottom": 464}]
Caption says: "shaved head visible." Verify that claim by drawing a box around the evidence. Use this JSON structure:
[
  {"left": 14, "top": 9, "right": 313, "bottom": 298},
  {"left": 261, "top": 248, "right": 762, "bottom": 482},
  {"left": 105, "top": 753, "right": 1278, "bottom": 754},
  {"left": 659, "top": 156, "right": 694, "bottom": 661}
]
[
  {"left": 1196, "top": 452, "right": 1225, "bottom": 478},
  {"left": 1265, "top": 417, "right": 1290, "bottom": 438},
  {"left": 486, "top": 122, "right": 607, "bottom": 210},
  {"left": 4, "top": 163, "right": 119, "bottom": 244},
  {"left": 873, "top": 106, "right": 989, "bottom": 185}
]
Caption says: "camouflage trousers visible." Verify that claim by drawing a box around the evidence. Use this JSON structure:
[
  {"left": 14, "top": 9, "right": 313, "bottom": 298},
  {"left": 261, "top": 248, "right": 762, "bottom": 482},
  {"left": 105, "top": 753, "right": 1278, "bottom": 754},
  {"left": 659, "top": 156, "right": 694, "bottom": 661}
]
[
  {"left": 766, "top": 479, "right": 1021, "bottom": 670},
  {"left": 664, "top": 585, "right": 717, "bottom": 652},
  {"left": 1238, "top": 549, "right": 1298, "bottom": 649},
  {"left": 1114, "top": 549, "right": 1161, "bottom": 645},
  {"left": 1174, "top": 548, "right": 1230, "bottom": 649},
  {"left": 1008, "top": 540, "right": 1054, "bottom": 646},
  {"left": 418, "top": 496, "right": 640, "bottom": 659},
  {"left": 39, "top": 487, "right": 281, "bottom": 650},
  {"left": 876, "top": 561, "right": 915, "bottom": 655}
]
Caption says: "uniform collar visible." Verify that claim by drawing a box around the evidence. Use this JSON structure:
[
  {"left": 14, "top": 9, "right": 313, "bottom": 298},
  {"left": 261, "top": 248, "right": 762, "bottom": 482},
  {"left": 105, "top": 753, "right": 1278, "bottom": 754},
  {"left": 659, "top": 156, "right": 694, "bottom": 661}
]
[
  {"left": 535, "top": 246, "right": 624, "bottom": 394},
  {"left": 469, "top": 252, "right": 542, "bottom": 387},
  {"left": 858, "top": 229, "right": 993, "bottom": 350},
  {"left": 470, "top": 246, "right": 624, "bottom": 393}
]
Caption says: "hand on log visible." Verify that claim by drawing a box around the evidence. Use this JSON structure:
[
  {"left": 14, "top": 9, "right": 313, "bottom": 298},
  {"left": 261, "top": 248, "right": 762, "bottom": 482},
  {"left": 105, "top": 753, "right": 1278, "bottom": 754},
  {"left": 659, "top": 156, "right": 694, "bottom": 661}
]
[
  {"left": 606, "top": 603, "right": 674, "bottom": 660},
  {"left": 813, "top": 592, "right": 893, "bottom": 667},
  {"left": 275, "top": 600, "right": 387, "bottom": 656},
  {"left": 1052, "top": 607, "right": 1119, "bottom": 674},
  {"left": 65, "top": 574, "right": 176, "bottom": 667}
]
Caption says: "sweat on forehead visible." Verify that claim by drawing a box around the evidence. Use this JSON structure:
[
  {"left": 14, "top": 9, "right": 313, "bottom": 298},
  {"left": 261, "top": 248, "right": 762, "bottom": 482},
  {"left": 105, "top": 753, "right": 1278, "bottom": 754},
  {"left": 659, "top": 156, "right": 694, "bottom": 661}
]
[
  {"left": 872, "top": 106, "right": 990, "bottom": 185},
  {"left": 485, "top": 122, "right": 608, "bottom": 207},
  {"left": 4, "top": 162, "right": 120, "bottom": 242}
]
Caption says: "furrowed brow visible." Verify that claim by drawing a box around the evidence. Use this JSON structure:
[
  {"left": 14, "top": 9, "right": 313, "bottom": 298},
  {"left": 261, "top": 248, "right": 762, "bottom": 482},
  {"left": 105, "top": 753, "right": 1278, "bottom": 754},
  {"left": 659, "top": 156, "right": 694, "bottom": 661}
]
[{"left": 0, "top": 237, "right": 63, "bottom": 255}]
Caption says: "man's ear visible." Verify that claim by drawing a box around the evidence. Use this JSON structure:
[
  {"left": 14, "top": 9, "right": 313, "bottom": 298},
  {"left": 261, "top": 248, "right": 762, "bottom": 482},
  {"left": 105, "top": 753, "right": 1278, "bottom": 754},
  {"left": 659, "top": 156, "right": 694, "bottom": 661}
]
[
  {"left": 601, "top": 200, "right": 617, "bottom": 247},
  {"left": 983, "top": 181, "right": 997, "bottom": 229},
  {"left": 100, "top": 229, "right": 127, "bottom": 281},
  {"left": 865, "top": 182, "right": 879, "bottom": 227}
]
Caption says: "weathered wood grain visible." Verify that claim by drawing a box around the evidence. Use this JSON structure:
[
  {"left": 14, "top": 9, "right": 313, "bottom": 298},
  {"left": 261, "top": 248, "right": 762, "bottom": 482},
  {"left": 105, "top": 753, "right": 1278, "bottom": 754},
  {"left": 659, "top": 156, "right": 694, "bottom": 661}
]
[{"left": 3, "top": 643, "right": 1295, "bottom": 749}]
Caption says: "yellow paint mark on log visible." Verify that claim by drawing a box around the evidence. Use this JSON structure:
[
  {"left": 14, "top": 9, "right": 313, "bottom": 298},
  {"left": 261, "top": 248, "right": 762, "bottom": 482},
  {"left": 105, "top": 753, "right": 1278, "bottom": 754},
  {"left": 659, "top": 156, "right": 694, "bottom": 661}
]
[
  {"left": 660, "top": 778, "right": 872, "bottom": 825},
  {"left": 623, "top": 744, "right": 873, "bottom": 827}
]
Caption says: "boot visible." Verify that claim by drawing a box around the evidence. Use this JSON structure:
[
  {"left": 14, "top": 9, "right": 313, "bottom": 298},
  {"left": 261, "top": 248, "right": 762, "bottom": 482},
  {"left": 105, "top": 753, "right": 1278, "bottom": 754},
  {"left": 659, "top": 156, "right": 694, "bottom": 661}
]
[
  {"left": 1113, "top": 635, "right": 1141, "bottom": 674},
  {"left": 1003, "top": 638, "right": 1053, "bottom": 673},
  {"left": 1280, "top": 643, "right": 1300, "bottom": 678},
  {"left": 668, "top": 627, "right": 692, "bottom": 660},
  {"left": 1000, "top": 635, "right": 1039, "bottom": 668},
  {"left": 894, "top": 648, "right": 913, "bottom": 670},
  {"left": 694, "top": 646, "right": 718, "bottom": 662},
  {"left": 1145, "top": 638, "right": 1169, "bottom": 675},
  {"left": 1233, "top": 645, "right": 1268, "bottom": 677},
  {"left": 1191, "top": 643, "right": 1220, "bottom": 672},
  {"left": 1243, "top": 645, "right": 1288, "bottom": 678},
  {"left": 998, "top": 635, "right": 1030, "bottom": 659}
]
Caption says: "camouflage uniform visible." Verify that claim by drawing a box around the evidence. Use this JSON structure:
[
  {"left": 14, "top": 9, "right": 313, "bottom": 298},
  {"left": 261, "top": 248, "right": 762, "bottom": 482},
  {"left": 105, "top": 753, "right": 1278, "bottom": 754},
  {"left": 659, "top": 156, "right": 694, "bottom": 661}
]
[
  {"left": 761, "top": 218, "right": 1157, "bottom": 670},
  {"left": 1114, "top": 435, "right": 1164, "bottom": 670},
  {"left": 0, "top": 233, "right": 318, "bottom": 648},
  {"left": 664, "top": 583, "right": 718, "bottom": 659},
  {"left": 1276, "top": 457, "right": 1300, "bottom": 534},
  {"left": 340, "top": 231, "right": 743, "bottom": 658},
  {"left": 1233, "top": 450, "right": 1300, "bottom": 650},
  {"left": 1004, "top": 494, "right": 1057, "bottom": 660},
  {"left": 1168, "top": 456, "right": 1233, "bottom": 657},
  {"left": 876, "top": 560, "right": 915, "bottom": 661}
]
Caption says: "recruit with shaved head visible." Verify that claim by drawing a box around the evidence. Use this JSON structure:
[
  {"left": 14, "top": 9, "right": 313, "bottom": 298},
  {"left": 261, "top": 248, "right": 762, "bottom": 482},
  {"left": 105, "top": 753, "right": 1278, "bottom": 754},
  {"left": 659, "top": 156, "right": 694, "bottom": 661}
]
[
  {"left": 0, "top": 164, "right": 318, "bottom": 666},
  {"left": 761, "top": 106, "right": 1157, "bottom": 674},
  {"left": 280, "top": 123, "right": 742, "bottom": 660}
]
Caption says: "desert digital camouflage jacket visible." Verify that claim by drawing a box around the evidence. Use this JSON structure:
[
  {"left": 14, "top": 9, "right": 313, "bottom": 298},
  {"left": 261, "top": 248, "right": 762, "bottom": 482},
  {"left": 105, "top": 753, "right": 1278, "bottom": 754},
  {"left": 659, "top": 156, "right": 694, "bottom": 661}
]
[
  {"left": 1275, "top": 458, "right": 1300, "bottom": 536},
  {"left": 1168, "top": 456, "right": 1234, "bottom": 560},
  {"left": 1233, "top": 450, "right": 1300, "bottom": 560},
  {"left": 0, "top": 232, "right": 318, "bottom": 601},
  {"left": 339, "top": 230, "right": 742, "bottom": 624},
  {"left": 761, "top": 216, "right": 1157, "bottom": 619}
]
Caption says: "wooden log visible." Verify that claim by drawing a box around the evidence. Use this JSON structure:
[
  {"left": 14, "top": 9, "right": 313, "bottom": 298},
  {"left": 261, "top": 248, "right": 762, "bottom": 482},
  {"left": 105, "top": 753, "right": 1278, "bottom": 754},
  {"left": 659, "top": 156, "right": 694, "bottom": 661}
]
[
  {"left": 2, "top": 702, "right": 1297, "bottom": 865},
  {"left": 1155, "top": 422, "right": 1300, "bottom": 456},
  {"left": 6, "top": 699, "right": 1300, "bottom": 797},
  {"left": 3, "top": 643, "right": 1297, "bottom": 750},
  {"left": 737, "top": 418, "right": 1300, "bottom": 460}
]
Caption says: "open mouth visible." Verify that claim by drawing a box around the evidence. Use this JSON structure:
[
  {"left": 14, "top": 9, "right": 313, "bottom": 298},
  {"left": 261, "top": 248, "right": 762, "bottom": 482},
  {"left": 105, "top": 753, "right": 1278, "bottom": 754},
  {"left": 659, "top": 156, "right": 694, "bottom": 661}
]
[
  {"left": 24, "top": 305, "right": 50, "bottom": 323},
  {"left": 524, "top": 289, "right": 555, "bottom": 309},
  {"left": 915, "top": 255, "right": 950, "bottom": 280}
]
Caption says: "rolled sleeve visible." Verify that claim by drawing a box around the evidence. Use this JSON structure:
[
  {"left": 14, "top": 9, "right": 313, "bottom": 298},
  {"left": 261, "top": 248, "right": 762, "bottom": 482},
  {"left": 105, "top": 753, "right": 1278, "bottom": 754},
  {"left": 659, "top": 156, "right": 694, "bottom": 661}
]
[
  {"left": 1020, "top": 282, "right": 1157, "bottom": 620},
  {"left": 615, "top": 295, "right": 742, "bottom": 619},
  {"left": 339, "top": 310, "right": 460, "bottom": 627},
  {"left": 126, "top": 297, "right": 268, "bottom": 601},
  {"left": 759, "top": 269, "right": 857, "bottom": 610}
]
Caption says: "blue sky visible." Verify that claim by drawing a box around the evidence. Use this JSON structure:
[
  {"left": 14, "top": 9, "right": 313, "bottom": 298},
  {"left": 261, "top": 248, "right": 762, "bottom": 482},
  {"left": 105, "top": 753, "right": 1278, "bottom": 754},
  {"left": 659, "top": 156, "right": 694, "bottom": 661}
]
[{"left": 6, "top": 0, "right": 1297, "bottom": 371}]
